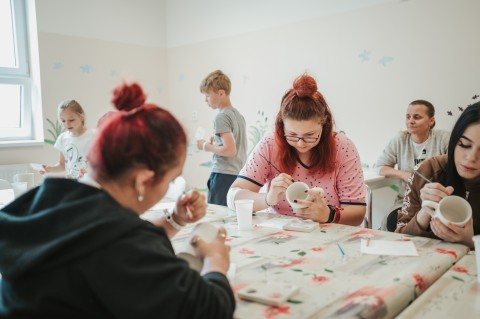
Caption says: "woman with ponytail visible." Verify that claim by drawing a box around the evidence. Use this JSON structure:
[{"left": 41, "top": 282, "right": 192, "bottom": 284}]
[
  {"left": 0, "top": 83, "right": 235, "bottom": 318},
  {"left": 228, "top": 74, "right": 366, "bottom": 225}
]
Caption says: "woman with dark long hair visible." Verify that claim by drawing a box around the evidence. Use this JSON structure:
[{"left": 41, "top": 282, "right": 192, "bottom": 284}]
[
  {"left": 397, "top": 101, "right": 480, "bottom": 249},
  {"left": 227, "top": 74, "right": 366, "bottom": 225}
]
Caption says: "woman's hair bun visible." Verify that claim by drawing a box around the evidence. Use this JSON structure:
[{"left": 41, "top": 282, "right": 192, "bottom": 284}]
[
  {"left": 293, "top": 74, "right": 318, "bottom": 98},
  {"left": 111, "top": 82, "right": 147, "bottom": 112}
]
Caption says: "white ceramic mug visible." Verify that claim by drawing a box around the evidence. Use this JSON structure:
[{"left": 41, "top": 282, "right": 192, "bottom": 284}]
[
  {"left": 13, "top": 173, "right": 34, "bottom": 190},
  {"left": 286, "top": 182, "right": 324, "bottom": 209},
  {"left": 422, "top": 195, "right": 472, "bottom": 227},
  {"left": 177, "top": 222, "right": 220, "bottom": 272},
  {"left": 235, "top": 199, "right": 254, "bottom": 230}
]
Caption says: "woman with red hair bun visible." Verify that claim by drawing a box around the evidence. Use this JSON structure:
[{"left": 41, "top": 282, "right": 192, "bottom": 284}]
[
  {"left": 228, "top": 74, "right": 366, "bottom": 225},
  {"left": 0, "top": 83, "right": 235, "bottom": 318}
]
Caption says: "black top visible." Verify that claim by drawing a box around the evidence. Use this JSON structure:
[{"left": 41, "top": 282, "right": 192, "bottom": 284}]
[{"left": 0, "top": 178, "right": 235, "bottom": 319}]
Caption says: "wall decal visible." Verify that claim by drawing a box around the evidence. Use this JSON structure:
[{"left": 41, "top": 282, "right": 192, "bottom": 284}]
[
  {"left": 44, "top": 118, "right": 63, "bottom": 145},
  {"left": 80, "top": 64, "right": 93, "bottom": 74},
  {"left": 53, "top": 62, "right": 64, "bottom": 70},
  {"left": 446, "top": 93, "right": 479, "bottom": 116},
  {"left": 358, "top": 50, "right": 371, "bottom": 62},
  {"left": 248, "top": 110, "right": 269, "bottom": 155},
  {"left": 378, "top": 56, "right": 394, "bottom": 67}
]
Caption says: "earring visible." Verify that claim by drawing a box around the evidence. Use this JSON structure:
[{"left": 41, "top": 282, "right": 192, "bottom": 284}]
[{"left": 138, "top": 191, "right": 144, "bottom": 202}]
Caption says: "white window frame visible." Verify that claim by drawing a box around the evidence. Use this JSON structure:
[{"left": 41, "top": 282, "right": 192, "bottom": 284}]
[{"left": 0, "top": 0, "right": 43, "bottom": 147}]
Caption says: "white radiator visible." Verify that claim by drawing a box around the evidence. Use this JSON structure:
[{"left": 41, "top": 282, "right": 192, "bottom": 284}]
[{"left": 0, "top": 164, "right": 40, "bottom": 184}]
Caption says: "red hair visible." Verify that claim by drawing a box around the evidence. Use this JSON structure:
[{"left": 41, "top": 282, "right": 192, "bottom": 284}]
[
  {"left": 274, "top": 74, "right": 336, "bottom": 174},
  {"left": 89, "top": 82, "right": 186, "bottom": 182}
]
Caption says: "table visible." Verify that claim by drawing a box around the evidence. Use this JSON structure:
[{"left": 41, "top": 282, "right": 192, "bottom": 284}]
[
  {"left": 363, "top": 170, "right": 387, "bottom": 190},
  {"left": 0, "top": 189, "right": 14, "bottom": 210},
  {"left": 397, "top": 252, "right": 480, "bottom": 318},
  {"left": 167, "top": 205, "right": 469, "bottom": 319}
]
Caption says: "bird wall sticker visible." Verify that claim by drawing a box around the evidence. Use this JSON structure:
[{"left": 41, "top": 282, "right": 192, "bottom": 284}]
[{"left": 446, "top": 93, "right": 479, "bottom": 116}]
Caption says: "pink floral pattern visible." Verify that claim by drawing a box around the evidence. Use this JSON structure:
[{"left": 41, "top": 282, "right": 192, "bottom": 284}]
[
  {"left": 412, "top": 273, "right": 428, "bottom": 292},
  {"left": 263, "top": 305, "right": 291, "bottom": 319},
  {"left": 435, "top": 248, "right": 458, "bottom": 259},
  {"left": 452, "top": 265, "right": 469, "bottom": 274}
]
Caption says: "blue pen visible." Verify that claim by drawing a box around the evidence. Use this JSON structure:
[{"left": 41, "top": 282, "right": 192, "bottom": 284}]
[{"left": 337, "top": 243, "right": 345, "bottom": 257}]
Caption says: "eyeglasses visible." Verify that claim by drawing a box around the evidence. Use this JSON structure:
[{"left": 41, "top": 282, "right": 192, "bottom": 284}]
[{"left": 284, "top": 135, "right": 320, "bottom": 143}]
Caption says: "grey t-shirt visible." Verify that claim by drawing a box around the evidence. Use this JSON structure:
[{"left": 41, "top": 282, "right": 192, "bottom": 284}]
[
  {"left": 375, "top": 129, "right": 450, "bottom": 206},
  {"left": 212, "top": 107, "right": 247, "bottom": 175}
]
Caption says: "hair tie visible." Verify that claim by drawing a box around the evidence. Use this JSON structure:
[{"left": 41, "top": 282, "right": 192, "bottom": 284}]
[{"left": 122, "top": 106, "right": 145, "bottom": 117}]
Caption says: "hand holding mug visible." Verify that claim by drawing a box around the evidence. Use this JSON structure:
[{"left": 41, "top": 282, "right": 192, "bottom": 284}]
[
  {"left": 421, "top": 195, "right": 472, "bottom": 227},
  {"left": 295, "top": 189, "right": 329, "bottom": 222},
  {"left": 430, "top": 215, "right": 474, "bottom": 248},
  {"left": 191, "top": 227, "right": 230, "bottom": 275}
]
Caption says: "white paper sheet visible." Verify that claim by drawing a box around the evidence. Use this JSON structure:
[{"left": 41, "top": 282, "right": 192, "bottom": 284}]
[{"left": 361, "top": 239, "right": 419, "bottom": 256}]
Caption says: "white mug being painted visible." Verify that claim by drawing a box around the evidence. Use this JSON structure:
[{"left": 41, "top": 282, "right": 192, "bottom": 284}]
[
  {"left": 286, "top": 182, "right": 324, "bottom": 210},
  {"left": 421, "top": 195, "right": 472, "bottom": 227},
  {"left": 176, "top": 222, "right": 220, "bottom": 272}
]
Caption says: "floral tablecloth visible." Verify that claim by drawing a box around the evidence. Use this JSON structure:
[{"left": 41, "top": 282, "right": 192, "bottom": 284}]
[
  {"left": 169, "top": 205, "right": 469, "bottom": 319},
  {"left": 397, "top": 252, "right": 480, "bottom": 319}
]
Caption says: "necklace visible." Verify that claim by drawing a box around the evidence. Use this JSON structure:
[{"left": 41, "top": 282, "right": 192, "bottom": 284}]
[{"left": 411, "top": 135, "right": 430, "bottom": 159}]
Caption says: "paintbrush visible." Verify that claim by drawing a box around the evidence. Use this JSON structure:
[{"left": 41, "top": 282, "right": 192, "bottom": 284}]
[
  {"left": 258, "top": 153, "right": 282, "bottom": 174},
  {"left": 414, "top": 169, "right": 433, "bottom": 183}
]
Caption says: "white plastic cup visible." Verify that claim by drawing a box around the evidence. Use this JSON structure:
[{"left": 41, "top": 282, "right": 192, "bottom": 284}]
[
  {"left": 286, "top": 182, "right": 324, "bottom": 209},
  {"left": 235, "top": 199, "right": 254, "bottom": 230},
  {"left": 177, "top": 222, "right": 219, "bottom": 272},
  {"left": 472, "top": 235, "right": 480, "bottom": 283},
  {"left": 422, "top": 195, "right": 472, "bottom": 226},
  {"left": 13, "top": 173, "right": 34, "bottom": 190},
  {"left": 11, "top": 182, "right": 28, "bottom": 198}
]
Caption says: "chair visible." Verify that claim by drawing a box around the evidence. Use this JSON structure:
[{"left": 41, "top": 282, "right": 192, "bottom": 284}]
[
  {"left": 0, "top": 179, "right": 11, "bottom": 190},
  {"left": 383, "top": 206, "right": 401, "bottom": 232},
  {"left": 363, "top": 184, "right": 373, "bottom": 229}
]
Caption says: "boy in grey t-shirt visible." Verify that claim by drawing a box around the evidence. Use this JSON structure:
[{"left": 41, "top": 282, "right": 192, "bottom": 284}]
[{"left": 197, "top": 70, "right": 247, "bottom": 206}]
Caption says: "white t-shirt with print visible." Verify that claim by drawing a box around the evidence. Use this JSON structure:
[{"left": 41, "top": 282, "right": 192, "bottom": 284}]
[{"left": 54, "top": 128, "right": 96, "bottom": 178}]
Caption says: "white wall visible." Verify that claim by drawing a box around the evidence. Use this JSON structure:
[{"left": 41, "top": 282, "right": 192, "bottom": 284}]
[
  {"left": 165, "top": 0, "right": 397, "bottom": 48},
  {"left": 36, "top": 0, "right": 166, "bottom": 48},
  {"left": 167, "top": 0, "right": 480, "bottom": 188}
]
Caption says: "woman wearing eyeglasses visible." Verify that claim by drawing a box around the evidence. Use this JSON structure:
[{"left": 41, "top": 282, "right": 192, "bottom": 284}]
[{"left": 227, "top": 74, "right": 366, "bottom": 225}]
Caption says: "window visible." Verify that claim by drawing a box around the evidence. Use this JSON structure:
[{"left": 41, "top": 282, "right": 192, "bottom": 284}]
[{"left": 0, "top": 0, "right": 43, "bottom": 146}]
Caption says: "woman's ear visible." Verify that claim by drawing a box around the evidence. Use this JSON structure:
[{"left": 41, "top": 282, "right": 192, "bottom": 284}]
[{"left": 134, "top": 169, "right": 155, "bottom": 194}]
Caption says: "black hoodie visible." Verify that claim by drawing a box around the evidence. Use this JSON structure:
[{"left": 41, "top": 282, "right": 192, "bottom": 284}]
[{"left": 0, "top": 178, "right": 234, "bottom": 319}]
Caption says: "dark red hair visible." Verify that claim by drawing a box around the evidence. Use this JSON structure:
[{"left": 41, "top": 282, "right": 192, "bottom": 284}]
[
  {"left": 89, "top": 82, "right": 187, "bottom": 182},
  {"left": 274, "top": 74, "right": 336, "bottom": 174}
]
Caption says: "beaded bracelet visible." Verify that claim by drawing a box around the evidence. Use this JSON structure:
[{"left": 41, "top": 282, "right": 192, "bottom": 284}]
[
  {"left": 164, "top": 209, "right": 184, "bottom": 230},
  {"left": 264, "top": 195, "right": 272, "bottom": 207},
  {"left": 333, "top": 206, "right": 343, "bottom": 223},
  {"left": 326, "top": 205, "right": 343, "bottom": 223}
]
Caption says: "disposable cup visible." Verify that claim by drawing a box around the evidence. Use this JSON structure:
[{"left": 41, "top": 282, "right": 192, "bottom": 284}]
[
  {"left": 12, "top": 182, "right": 28, "bottom": 198},
  {"left": 235, "top": 199, "right": 254, "bottom": 230}
]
